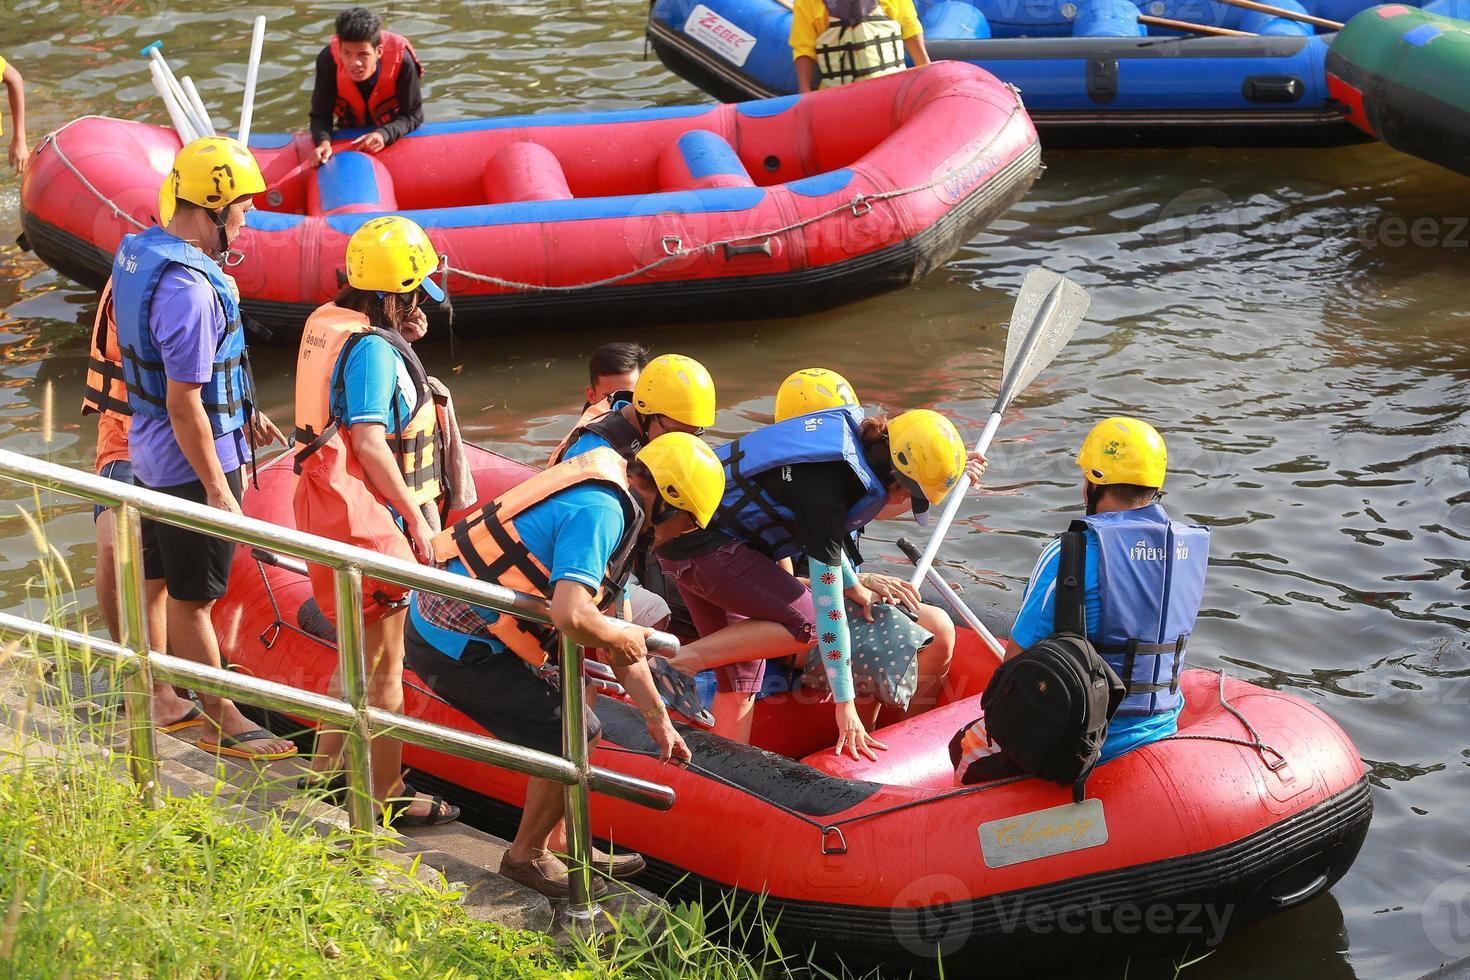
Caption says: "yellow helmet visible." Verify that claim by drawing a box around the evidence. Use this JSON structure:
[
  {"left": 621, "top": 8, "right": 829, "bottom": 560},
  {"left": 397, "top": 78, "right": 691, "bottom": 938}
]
[
  {"left": 632, "top": 354, "right": 716, "bottom": 428},
  {"left": 158, "top": 136, "right": 266, "bottom": 225},
  {"left": 773, "top": 367, "right": 859, "bottom": 422},
  {"left": 345, "top": 216, "right": 445, "bottom": 300},
  {"left": 1077, "top": 417, "right": 1167, "bottom": 488},
  {"left": 635, "top": 431, "right": 726, "bottom": 529},
  {"left": 888, "top": 409, "right": 967, "bottom": 522}
]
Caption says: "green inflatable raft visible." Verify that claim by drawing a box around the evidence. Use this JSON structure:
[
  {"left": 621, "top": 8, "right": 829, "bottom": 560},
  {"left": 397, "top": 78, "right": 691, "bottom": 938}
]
[{"left": 1326, "top": 1, "right": 1470, "bottom": 178}]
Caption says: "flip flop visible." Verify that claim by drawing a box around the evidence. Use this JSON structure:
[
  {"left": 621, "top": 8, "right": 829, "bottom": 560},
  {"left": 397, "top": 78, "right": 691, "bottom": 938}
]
[
  {"left": 647, "top": 656, "right": 716, "bottom": 729},
  {"left": 384, "top": 781, "right": 460, "bottom": 827},
  {"left": 196, "top": 728, "right": 298, "bottom": 761},
  {"left": 155, "top": 703, "right": 204, "bottom": 735}
]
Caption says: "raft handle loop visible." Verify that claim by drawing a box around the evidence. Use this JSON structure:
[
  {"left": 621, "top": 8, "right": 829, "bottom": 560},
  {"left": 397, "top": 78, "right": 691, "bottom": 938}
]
[
  {"left": 849, "top": 195, "right": 872, "bottom": 217},
  {"left": 661, "top": 235, "right": 684, "bottom": 256},
  {"left": 821, "top": 825, "right": 848, "bottom": 855},
  {"left": 259, "top": 621, "right": 282, "bottom": 650}
]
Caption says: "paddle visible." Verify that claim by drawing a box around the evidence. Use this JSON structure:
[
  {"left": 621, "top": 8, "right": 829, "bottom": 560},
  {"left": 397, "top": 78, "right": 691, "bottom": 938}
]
[
  {"left": 239, "top": 16, "right": 268, "bottom": 146},
  {"left": 1206, "top": 0, "right": 1342, "bottom": 30},
  {"left": 906, "top": 268, "right": 1091, "bottom": 591},
  {"left": 897, "top": 537, "right": 1005, "bottom": 658},
  {"left": 1139, "top": 14, "right": 1257, "bottom": 35}
]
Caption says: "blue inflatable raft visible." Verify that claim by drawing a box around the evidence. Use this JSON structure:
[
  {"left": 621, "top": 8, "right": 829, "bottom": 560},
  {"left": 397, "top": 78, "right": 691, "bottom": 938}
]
[{"left": 648, "top": 0, "right": 1451, "bottom": 146}]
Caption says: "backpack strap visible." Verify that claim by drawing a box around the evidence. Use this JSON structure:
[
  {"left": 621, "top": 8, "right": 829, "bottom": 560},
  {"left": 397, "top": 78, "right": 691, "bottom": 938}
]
[{"left": 1053, "top": 524, "right": 1088, "bottom": 637}]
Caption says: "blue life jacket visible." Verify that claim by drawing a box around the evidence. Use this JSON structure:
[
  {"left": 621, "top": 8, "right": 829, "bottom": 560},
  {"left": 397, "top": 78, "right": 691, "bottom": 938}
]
[
  {"left": 112, "top": 226, "right": 250, "bottom": 437},
  {"left": 713, "top": 406, "right": 886, "bottom": 561},
  {"left": 1078, "top": 503, "right": 1211, "bottom": 717}
]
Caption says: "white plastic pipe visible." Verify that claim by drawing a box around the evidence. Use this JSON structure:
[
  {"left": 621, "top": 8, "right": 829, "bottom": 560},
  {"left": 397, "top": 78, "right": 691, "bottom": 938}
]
[
  {"left": 238, "top": 16, "right": 267, "bottom": 146},
  {"left": 146, "top": 46, "right": 209, "bottom": 138},
  {"left": 180, "top": 76, "right": 215, "bottom": 136},
  {"left": 149, "top": 61, "right": 199, "bottom": 144}
]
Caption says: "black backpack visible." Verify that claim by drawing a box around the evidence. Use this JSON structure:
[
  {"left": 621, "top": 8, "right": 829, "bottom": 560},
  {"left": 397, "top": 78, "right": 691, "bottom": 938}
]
[{"left": 977, "top": 527, "right": 1126, "bottom": 802}]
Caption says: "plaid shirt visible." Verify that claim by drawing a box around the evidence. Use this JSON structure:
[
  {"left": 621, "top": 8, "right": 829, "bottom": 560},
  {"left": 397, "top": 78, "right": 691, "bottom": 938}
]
[{"left": 413, "top": 587, "right": 495, "bottom": 641}]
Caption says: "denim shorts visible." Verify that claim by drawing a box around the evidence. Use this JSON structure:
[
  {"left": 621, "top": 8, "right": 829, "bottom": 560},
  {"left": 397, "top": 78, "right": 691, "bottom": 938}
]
[{"left": 93, "top": 459, "right": 135, "bottom": 521}]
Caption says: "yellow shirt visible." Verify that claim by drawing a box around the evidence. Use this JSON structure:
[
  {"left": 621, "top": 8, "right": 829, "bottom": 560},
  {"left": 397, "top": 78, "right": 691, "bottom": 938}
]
[{"left": 789, "top": 0, "right": 922, "bottom": 61}]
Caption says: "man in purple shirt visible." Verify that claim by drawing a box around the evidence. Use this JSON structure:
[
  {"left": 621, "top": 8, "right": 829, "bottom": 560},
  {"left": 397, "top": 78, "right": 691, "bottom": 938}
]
[{"left": 113, "top": 137, "right": 293, "bottom": 760}]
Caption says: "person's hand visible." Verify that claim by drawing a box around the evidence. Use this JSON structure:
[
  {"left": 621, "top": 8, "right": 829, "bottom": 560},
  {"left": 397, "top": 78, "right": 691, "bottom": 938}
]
[
  {"left": 610, "top": 625, "right": 653, "bottom": 663},
  {"left": 964, "top": 451, "right": 988, "bottom": 488},
  {"left": 351, "top": 130, "right": 386, "bottom": 154},
  {"left": 834, "top": 700, "right": 887, "bottom": 762},
  {"left": 405, "top": 512, "right": 434, "bottom": 563},
  {"left": 207, "top": 483, "right": 243, "bottom": 516},
  {"left": 648, "top": 714, "right": 692, "bottom": 765},
  {"left": 10, "top": 135, "right": 29, "bottom": 175},
  {"left": 313, "top": 139, "right": 333, "bottom": 166},
  {"left": 400, "top": 306, "right": 428, "bottom": 343},
  {"left": 250, "top": 410, "right": 284, "bottom": 448},
  {"left": 844, "top": 580, "right": 877, "bottom": 622},
  {"left": 860, "top": 572, "right": 923, "bottom": 614}
]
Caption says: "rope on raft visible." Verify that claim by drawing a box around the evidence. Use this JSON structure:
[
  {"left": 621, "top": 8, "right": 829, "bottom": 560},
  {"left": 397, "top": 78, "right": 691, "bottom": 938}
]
[
  {"left": 38, "top": 117, "right": 151, "bottom": 231},
  {"left": 439, "top": 93, "right": 1030, "bottom": 294}
]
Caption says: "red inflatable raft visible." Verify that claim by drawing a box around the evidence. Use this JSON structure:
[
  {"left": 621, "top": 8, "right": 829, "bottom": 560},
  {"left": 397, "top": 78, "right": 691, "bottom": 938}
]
[
  {"left": 19, "top": 62, "right": 1040, "bottom": 340},
  {"left": 214, "top": 447, "right": 1371, "bottom": 973}
]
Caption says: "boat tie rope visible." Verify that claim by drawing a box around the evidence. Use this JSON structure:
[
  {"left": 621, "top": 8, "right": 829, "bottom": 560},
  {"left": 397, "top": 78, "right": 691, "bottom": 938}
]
[
  {"left": 1160, "top": 668, "right": 1288, "bottom": 770},
  {"left": 38, "top": 117, "right": 150, "bottom": 232},
  {"left": 440, "top": 91, "right": 1029, "bottom": 294}
]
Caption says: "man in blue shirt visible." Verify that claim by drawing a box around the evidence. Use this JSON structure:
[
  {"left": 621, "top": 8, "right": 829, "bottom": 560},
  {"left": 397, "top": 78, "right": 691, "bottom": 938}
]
[
  {"left": 114, "top": 137, "right": 292, "bottom": 761},
  {"left": 955, "top": 417, "right": 1210, "bottom": 783},
  {"left": 405, "top": 433, "right": 726, "bottom": 898}
]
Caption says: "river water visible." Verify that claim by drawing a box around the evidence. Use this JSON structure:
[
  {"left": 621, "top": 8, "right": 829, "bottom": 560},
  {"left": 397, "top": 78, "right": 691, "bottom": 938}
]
[{"left": 1, "top": 2, "right": 1467, "bottom": 977}]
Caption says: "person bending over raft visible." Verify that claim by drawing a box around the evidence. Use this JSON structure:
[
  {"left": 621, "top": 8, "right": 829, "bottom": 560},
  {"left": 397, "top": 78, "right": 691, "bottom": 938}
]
[
  {"left": 403, "top": 433, "right": 724, "bottom": 898},
  {"left": 583, "top": 341, "right": 649, "bottom": 412},
  {"left": 310, "top": 6, "right": 424, "bottom": 166},
  {"left": 659, "top": 407, "right": 986, "bottom": 754},
  {"left": 549, "top": 352, "right": 717, "bottom": 631},
  {"left": 790, "top": 0, "right": 929, "bottom": 94},
  {"left": 773, "top": 368, "right": 957, "bottom": 720},
  {"left": 952, "top": 418, "right": 1211, "bottom": 784},
  {"left": 292, "top": 214, "right": 459, "bottom": 826}
]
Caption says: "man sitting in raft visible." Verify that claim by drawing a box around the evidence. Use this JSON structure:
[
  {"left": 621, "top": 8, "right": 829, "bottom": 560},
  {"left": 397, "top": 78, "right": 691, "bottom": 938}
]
[
  {"left": 583, "top": 341, "right": 649, "bottom": 412},
  {"left": 952, "top": 418, "right": 1211, "bottom": 784},
  {"left": 772, "top": 368, "right": 958, "bottom": 720},
  {"left": 403, "top": 432, "right": 723, "bottom": 898},
  {"left": 549, "top": 353, "right": 717, "bottom": 631},
  {"left": 310, "top": 6, "right": 424, "bottom": 166},
  {"left": 657, "top": 406, "right": 985, "bottom": 752},
  {"left": 790, "top": 0, "right": 930, "bottom": 93}
]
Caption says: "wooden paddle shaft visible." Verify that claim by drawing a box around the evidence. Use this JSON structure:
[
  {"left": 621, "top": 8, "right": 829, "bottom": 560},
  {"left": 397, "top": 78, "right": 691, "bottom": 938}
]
[
  {"left": 1206, "top": 0, "right": 1344, "bottom": 29},
  {"left": 1139, "top": 13, "right": 1257, "bottom": 35}
]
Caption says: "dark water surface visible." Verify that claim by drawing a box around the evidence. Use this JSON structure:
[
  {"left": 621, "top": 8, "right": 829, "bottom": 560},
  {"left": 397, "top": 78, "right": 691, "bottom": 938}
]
[{"left": 1, "top": 2, "right": 1467, "bottom": 977}]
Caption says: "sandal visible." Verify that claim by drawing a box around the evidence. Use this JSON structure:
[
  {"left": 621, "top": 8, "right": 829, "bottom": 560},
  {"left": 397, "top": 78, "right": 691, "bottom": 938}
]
[
  {"left": 195, "top": 728, "right": 298, "bottom": 761},
  {"left": 156, "top": 703, "right": 205, "bottom": 735},
  {"left": 647, "top": 656, "right": 716, "bottom": 729},
  {"left": 295, "top": 771, "right": 349, "bottom": 804},
  {"left": 385, "top": 781, "right": 460, "bottom": 827}
]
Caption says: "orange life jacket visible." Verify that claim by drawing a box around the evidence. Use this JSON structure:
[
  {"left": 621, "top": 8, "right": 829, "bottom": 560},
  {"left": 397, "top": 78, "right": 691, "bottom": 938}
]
[
  {"left": 293, "top": 303, "right": 441, "bottom": 506},
  {"left": 80, "top": 279, "right": 131, "bottom": 418},
  {"left": 545, "top": 390, "right": 644, "bottom": 467},
  {"left": 330, "top": 31, "right": 424, "bottom": 129},
  {"left": 432, "top": 447, "right": 643, "bottom": 666}
]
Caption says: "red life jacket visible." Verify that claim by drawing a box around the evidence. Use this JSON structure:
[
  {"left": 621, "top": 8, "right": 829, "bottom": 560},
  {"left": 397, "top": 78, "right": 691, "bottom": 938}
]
[{"left": 329, "top": 31, "right": 424, "bottom": 129}]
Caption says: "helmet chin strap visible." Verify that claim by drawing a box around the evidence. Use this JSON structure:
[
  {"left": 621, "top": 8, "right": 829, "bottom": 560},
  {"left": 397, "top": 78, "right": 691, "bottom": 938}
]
[
  {"left": 1085, "top": 481, "right": 1105, "bottom": 517},
  {"left": 210, "top": 207, "right": 247, "bottom": 267}
]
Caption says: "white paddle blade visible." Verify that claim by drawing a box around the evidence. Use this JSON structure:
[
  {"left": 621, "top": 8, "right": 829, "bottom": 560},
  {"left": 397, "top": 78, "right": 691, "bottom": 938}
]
[{"left": 996, "top": 268, "right": 1090, "bottom": 414}]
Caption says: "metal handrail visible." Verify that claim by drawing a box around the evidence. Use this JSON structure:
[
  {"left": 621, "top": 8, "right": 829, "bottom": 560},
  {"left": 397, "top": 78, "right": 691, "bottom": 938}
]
[{"left": 0, "top": 447, "right": 677, "bottom": 920}]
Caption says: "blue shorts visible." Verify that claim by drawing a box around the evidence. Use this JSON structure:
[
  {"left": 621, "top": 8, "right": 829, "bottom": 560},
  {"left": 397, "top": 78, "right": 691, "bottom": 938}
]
[{"left": 93, "top": 459, "right": 134, "bottom": 521}]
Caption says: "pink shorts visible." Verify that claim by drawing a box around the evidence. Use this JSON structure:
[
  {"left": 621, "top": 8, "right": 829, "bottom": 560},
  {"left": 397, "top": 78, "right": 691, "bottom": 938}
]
[{"left": 657, "top": 538, "right": 815, "bottom": 694}]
